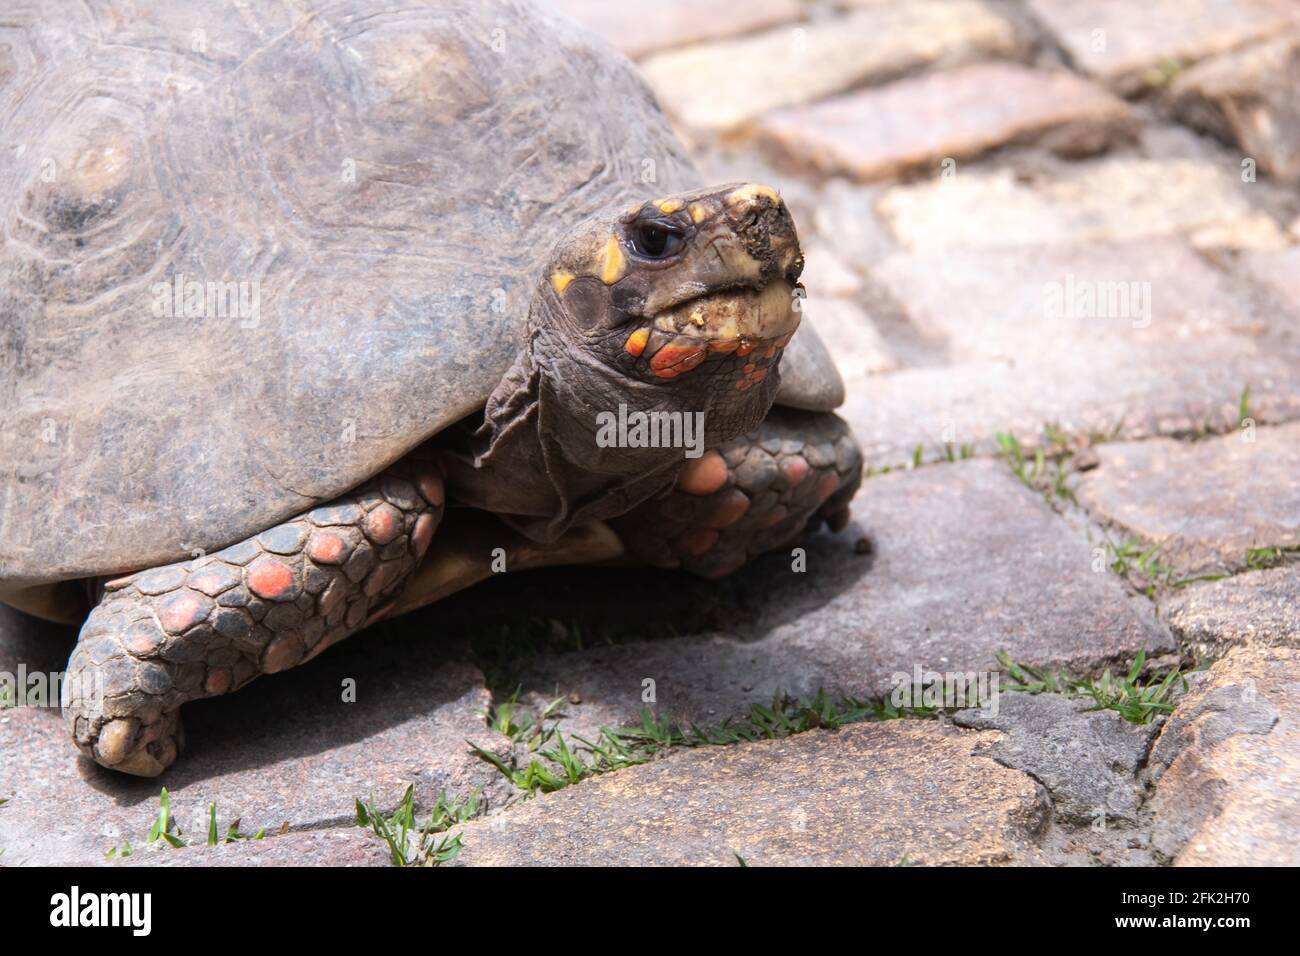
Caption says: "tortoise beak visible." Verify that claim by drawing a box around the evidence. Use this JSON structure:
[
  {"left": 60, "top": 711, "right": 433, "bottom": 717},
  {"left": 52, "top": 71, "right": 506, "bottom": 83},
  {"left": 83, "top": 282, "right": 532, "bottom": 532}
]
[{"left": 651, "top": 279, "right": 800, "bottom": 346}]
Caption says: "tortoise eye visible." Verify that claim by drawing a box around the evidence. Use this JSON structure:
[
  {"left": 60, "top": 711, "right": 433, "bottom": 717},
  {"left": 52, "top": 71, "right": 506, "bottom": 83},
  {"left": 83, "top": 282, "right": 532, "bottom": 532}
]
[{"left": 631, "top": 222, "right": 684, "bottom": 259}]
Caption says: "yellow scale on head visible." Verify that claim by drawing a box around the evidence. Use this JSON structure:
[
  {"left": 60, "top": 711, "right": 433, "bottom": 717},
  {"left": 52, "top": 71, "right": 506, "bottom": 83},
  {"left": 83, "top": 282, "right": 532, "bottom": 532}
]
[
  {"left": 624, "top": 327, "right": 649, "bottom": 357},
  {"left": 600, "top": 233, "right": 624, "bottom": 285},
  {"left": 727, "top": 183, "right": 781, "bottom": 205},
  {"left": 550, "top": 271, "right": 575, "bottom": 295}
]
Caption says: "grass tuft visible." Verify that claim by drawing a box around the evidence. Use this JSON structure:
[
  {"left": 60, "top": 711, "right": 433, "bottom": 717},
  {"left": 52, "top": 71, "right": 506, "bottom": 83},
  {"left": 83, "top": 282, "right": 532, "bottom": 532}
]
[
  {"left": 996, "top": 648, "right": 1193, "bottom": 724},
  {"left": 354, "top": 785, "right": 481, "bottom": 867},
  {"left": 1246, "top": 544, "right": 1299, "bottom": 571},
  {"left": 469, "top": 690, "right": 944, "bottom": 800},
  {"left": 1101, "top": 533, "right": 1230, "bottom": 596},
  {"left": 106, "top": 788, "right": 265, "bottom": 858},
  {"left": 995, "top": 428, "right": 1078, "bottom": 506}
]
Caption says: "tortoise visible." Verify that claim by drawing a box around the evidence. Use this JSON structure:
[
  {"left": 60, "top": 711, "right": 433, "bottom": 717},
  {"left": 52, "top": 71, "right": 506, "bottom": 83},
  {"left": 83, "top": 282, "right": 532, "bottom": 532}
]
[{"left": 0, "top": 0, "right": 862, "bottom": 776}]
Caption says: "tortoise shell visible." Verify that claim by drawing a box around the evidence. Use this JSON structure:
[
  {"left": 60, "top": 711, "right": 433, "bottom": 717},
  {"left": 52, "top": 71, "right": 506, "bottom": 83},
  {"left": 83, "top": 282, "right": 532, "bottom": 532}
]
[{"left": 0, "top": 0, "right": 841, "bottom": 588}]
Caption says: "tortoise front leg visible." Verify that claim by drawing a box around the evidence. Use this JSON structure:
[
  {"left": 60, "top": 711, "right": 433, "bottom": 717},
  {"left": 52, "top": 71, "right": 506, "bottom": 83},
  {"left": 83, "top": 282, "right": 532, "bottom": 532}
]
[
  {"left": 611, "top": 408, "right": 863, "bottom": 578},
  {"left": 62, "top": 455, "right": 445, "bottom": 776}
]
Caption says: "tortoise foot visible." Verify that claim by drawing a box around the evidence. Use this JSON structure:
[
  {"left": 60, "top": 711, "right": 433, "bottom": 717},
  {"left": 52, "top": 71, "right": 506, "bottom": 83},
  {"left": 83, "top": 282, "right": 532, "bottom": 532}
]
[
  {"left": 62, "top": 456, "right": 444, "bottom": 775},
  {"left": 91, "top": 710, "right": 185, "bottom": 777},
  {"left": 612, "top": 408, "right": 862, "bottom": 578}
]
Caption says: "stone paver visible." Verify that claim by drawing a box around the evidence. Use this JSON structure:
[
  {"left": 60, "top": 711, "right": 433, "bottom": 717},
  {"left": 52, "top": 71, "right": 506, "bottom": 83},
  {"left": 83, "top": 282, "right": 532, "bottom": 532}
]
[
  {"left": 551, "top": 0, "right": 802, "bottom": 60},
  {"left": 812, "top": 180, "right": 897, "bottom": 268},
  {"left": 954, "top": 693, "right": 1160, "bottom": 825},
  {"left": 0, "top": 603, "right": 509, "bottom": 866},
  {"left": 1171, "top": 31, "right": 1300, "bottom": 182},
  {"left": 640, "top": 1, "right": 1021, "bottom": 134},
  {"left": 876, "top": 159, "right": 1274, "bottom": 251},
  {"left": 1186, "top": 213, "right": 1292, "bottom": 251},
  {"left": 449, "top": 721, "right": 1049, "bottom": 866},
  {"left": 1028, "top": 0, "right": 1300, "bottom": 94},
  {"left": 505, "top": 459, "right": 1171, "bottom": 742},
  {"left": 1165, "top": 566, "right": 1300, "bottom": 650},
  {"left": 1237, "top": 246, "right": 1300, "bottom": 311},
  {"left": 1076, "top": 424, "right": 1300, "bottom": 575},
  {"left": 840, "top": 240, "right": 1300, "bottom": 465},
  {"left": 756, "top": 62, "right": 1134, "bottom": 182},
  {"left": 872, "top": 239, "right": 1271, "bottom": 361},
  {"left": 843, "top": 363, "right": 1300, "bottom": 472},
  {"left": 114, "top": 828, "right": 391, "bottom": 868},
  {"left": 1146, "top": 645, "right": 1299, "bottom": 865},
  {"left": 799, "top": 239, "right": 865, "bottom": 299}
]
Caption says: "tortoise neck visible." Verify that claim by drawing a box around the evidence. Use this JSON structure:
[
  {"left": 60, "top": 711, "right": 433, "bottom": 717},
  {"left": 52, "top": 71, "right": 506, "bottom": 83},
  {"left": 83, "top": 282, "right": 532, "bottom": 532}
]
[
  {"left": 437, "top": 338, "right": 687, "bottom": 544},
  {"left": 437, "top": 289, "right": 781, "bottom": 544}
]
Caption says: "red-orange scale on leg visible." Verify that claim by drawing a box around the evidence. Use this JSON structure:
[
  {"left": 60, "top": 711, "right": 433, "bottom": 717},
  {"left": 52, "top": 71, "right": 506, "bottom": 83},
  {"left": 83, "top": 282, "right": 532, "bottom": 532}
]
[
  {"left": 247, "top": 558, "right": 295, "bottom": 600},
  {"left": 415, "top": 469, "right": 445, "bottom": 508},
  {"left": 704, "top": 489, "right": 750, "bottom": 528},
  {"left": 364, "top": 504, "right": 402, "bottom": 545},
  {"left": 780, "top": 455, "right": 809, "bottom": 487},
  {"left": 678, "top": 528, "right": 719, "bottom": 556},
  {"left": 411, "top": 512, "right": 436, "bottom": 559},
  {"left": 676, "top": 451, "right": 729, "bottom": 495},
  {"left": 159, "top": 592, "right": 205, "bottom": 634},
  {"left": 307, "top": 532, "right": 346, "bottom": 564},
  {"left": 205, "top": 669, "right": 233, "bottom": 695}
]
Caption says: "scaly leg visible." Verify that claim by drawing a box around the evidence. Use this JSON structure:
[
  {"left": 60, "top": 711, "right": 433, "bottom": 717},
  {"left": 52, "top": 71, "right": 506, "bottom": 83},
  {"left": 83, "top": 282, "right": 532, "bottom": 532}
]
[
  {"left": 62, "top": 454, "right": 445, "bottom": 776},
  {"left": 611, "top": 408, "right": 863, "bottom": 577}
]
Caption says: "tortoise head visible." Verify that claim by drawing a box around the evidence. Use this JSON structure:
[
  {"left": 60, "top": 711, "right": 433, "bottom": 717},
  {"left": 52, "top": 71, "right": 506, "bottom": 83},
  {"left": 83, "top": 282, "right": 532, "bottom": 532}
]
[
  {"left": 450, "top": 184, "right": 805, "bottom": 543},
  {"left": 533, "top": 183, "right": 803, "bottom": 436}
]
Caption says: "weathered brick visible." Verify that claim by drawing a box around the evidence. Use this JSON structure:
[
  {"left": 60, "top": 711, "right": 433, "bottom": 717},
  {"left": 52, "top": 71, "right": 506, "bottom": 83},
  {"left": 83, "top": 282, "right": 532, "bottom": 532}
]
[
  {"left": 1147, "top": 645, "right": 1300, "bottom": 865},
  {"left": 641, "top": 1, "right": 1020, "bottom": 133},
  {"left": 1076, "top": 424, "right": 1300, "bottom": 575},
  {"left": 449, "top": 722, "right": 1049, "bottom": 866},
  {"left": 840, "top": 240, "right": 1300, "bottom": 465},
  {"left": 756, "top": 62, "right": 1133, "bottom": 182},
  {"left": 550, "top": 0, "right": 802, "bottom": 59},
  {"left": 876, "top": 159, "right": 1270, "bottom": 251},
  {"left": 1028, "top": 0, "right": 1300, "bottom": 94}
]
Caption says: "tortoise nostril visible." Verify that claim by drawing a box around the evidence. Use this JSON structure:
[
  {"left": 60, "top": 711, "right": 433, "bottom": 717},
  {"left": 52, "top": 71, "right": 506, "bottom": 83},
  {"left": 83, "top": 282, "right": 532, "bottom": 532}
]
[
  {"left": 728, "top": 201, "right": 801, "bottom": 283},
  {"left": 737, "top": 203, "right": 797, "bottom": 248}
]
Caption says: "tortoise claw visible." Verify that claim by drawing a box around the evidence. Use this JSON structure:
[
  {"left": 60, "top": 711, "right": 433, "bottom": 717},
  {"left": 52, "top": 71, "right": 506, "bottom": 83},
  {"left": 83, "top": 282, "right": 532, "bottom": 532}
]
[{"left": 91, "top": 713, "right": 184, "bottom": 777}]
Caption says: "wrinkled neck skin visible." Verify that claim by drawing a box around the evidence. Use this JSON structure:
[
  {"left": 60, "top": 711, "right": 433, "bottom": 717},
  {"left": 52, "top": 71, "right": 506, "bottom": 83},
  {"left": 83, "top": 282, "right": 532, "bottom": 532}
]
[{"left": 439, "top": 291, "right": 780, "bottom": 544}]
